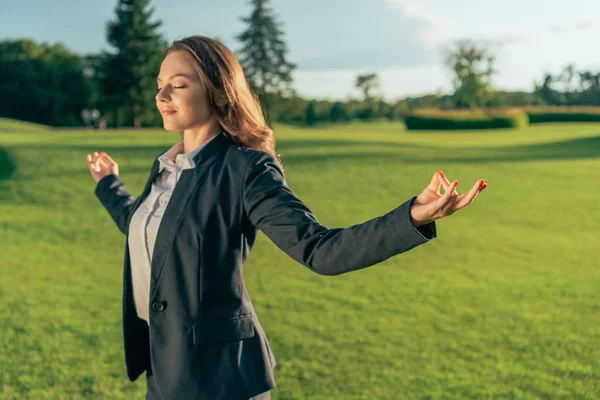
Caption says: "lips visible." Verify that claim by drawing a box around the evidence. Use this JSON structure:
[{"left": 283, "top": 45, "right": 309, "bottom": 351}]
[{"left": 160, "top": 109, "right": 176, "bottom": 116}]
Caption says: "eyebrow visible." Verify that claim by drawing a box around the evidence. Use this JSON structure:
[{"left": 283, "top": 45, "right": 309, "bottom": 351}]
[{"left": 156, "top": 73, "right": 191, "bottom": 82}]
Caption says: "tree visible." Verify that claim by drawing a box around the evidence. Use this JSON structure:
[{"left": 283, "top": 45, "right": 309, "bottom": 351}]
[
  {"left": 236, "top": 0, "right": 296, "bottom": 123},
  {"left": 355, "top": 73, "right": 380, "bottom": 100},
  {"left": 579, "top": 70, "right": 600, "bottom": 105},
  {"left": 100, "top": 0, "right": 167, "bottom": 127},
  {"left": 329, "top": 101, "right": 350, "bottom": 122},
  {"left": 534, "top": 73, "right": 565, "bottom": 105},
  {"left": 305, "top": 101, "right": 317, "bottom": 125},
  {"left": 0, "top": 39, "right": 91, "bottom": 126},
  {"left": 444, "top": 41, "right": 496, "bottom": 108},
  {"left": 559, "top": 64, "right": 578, "bottom": 105}
]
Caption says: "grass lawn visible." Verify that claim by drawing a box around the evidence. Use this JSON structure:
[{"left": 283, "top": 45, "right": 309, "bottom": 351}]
[{"left": 1, "top": 121, "right": 599, "bottom": 399}]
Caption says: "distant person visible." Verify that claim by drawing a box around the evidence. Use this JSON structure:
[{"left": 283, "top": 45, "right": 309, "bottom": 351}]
[
  {"left": 90, "top": 109, "right": 100, "bottom": 129},
  {"left": 80, "top": 108, "right": 91, "bottom": 128},
  {"left": 98, "top": 116, "right": 107, "bottom": 130},
  {"left": 86, "top": 36, "right": 487, "bottom": 400}
]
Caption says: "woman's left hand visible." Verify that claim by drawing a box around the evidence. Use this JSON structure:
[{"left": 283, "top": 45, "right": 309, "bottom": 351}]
[{"left": 410, "top": 170, "right": 487, "bottom": 227}]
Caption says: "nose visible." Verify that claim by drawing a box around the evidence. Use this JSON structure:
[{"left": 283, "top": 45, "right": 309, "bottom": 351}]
[{"left": 155, "top": 87, "right": 170, "bottom": 103}]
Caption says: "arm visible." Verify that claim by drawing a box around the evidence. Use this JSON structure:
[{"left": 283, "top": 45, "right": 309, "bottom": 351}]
[
  {"left": 94, "top": 174, "right": 137, "bottom": 235},
  {"left": 243, "top": 151, "right": 436, "bottom": 276}
]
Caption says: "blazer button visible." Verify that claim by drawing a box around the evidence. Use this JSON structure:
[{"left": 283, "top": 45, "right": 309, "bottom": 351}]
[{"left": 152, "top": 302, "right": 165, "bottom": 312}]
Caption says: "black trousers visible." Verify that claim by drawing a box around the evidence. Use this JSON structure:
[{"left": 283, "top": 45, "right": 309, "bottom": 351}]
[{"left": 145, "top": 370, "right": 271, "bottom": 400}]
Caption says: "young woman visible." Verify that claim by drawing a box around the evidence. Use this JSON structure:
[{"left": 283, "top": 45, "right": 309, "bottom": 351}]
[{"left": 86, "top": 36, "right": 487, "bottom": 400}]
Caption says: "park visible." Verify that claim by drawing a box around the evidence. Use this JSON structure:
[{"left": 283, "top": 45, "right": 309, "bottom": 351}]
[{"left": 1, "top": 0, "right": 599, "bottom": 399}]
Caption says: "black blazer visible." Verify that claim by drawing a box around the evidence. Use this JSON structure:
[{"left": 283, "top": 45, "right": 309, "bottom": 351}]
[{"left": 94, "top": 132, "right": 436, "bottom": 399}]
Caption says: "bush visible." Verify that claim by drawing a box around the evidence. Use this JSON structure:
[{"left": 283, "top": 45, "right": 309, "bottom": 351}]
[
  {"left": 404, "top": 108, "right": 529, "bottom": 130},
  {"left": 524, "top": 107, "right": 600, "bottom": 123}
]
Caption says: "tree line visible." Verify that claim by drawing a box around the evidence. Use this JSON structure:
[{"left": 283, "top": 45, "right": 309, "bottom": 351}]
[{"left": 1, "top": 0, "right": 598, "bottom": 128}]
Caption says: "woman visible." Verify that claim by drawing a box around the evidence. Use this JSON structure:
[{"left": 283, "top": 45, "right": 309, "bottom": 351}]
[{"left": 86, "top": 36, "right": 487, "bottom": 400}]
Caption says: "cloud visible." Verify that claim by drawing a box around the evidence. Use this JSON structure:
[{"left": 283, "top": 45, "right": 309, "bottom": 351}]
[
  {"left": 280, "top": 0, "right": 447, "bottom": 70},
  {"left": 383, "top": 0, "right": 450, "bottom": 45},
  {"left": 444, "top": 18, "right": 600, "bottom": 50},
  {"left": 445, "top": 34, "right": 529, "bottom": 49},
  {"left": 550, "top": 18, "right": 600, "bottom": 33}
]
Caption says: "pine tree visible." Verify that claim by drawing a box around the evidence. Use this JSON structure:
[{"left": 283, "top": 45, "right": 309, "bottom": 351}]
[
  {"left": 101, "top": 0, "right": 166, "bottom": 127},
  {"left": 236, "top": 0, "right": 296, "bottom": 122}
]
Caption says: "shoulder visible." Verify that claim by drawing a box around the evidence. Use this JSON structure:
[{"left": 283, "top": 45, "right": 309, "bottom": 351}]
[{"left": 224, "top": 145, "right": 282, "bottom": 178}]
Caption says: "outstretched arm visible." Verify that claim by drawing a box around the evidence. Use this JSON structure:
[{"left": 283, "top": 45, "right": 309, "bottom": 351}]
[{"left": 243, "top": 151, "right": 437, "bottom": 276}]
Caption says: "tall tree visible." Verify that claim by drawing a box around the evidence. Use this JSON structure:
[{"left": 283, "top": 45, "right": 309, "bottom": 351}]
[
  {"left": 236, "top": 0, "right": 296, "bottom": 123},
  {"left": 579, "top": 70, "right": 600, "bottom": 105},
  {"left": 0, "top": 39, "right": 91, "bottom": 126},
  {"left": 444, "top": 41, "right": 496, "bottom": 108},
  {"left": 355, "top": 73, "right": 380, "bottom": 100},
  {"left": 101, "top": 0, "right": 166, "bottom": 127},
  {"left": 534, "top": 73, "right": 565, "bottom": 105},
  {"left": 560, "top": 64, "right": 578, "bottom": 105}
]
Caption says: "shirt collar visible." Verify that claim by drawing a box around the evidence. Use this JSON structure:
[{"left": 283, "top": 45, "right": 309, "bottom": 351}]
[{"left": 157, "top": 131, "right": 221, "bottom": 173}]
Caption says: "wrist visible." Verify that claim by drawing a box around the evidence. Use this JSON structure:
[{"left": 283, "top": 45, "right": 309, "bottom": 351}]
[{"left": 410, "top": 204, "right": 431, "bottom": 228}]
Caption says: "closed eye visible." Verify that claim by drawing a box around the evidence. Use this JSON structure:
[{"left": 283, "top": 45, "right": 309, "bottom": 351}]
[{"left": 157, "top": 86, "right": 186, "bottom": 92}]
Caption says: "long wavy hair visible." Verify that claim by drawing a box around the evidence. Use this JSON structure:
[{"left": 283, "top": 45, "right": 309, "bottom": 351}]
[{"left": 165, "top": 36, "right": 281, "bottom": 166}]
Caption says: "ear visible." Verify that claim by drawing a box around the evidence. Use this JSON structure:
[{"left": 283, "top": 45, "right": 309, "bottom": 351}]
[{"left": 213, "top": 93, "right": 228, "bottom": 108}]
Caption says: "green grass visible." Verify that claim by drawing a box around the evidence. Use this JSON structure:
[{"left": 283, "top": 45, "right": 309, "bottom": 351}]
[
  {"left": 1, "top": 122, "right": 599, "bottom": 399},
  {"left": 0, "top": 118, "right": 51, "bottom": 132}
]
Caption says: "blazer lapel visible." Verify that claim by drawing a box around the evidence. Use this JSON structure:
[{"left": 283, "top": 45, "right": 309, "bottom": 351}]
[
  {"left": 123, "top": 158, "right": 161, "bottom": 234},
  {"left": 149, "top": 132, "right": 233, "bottom": 299}
]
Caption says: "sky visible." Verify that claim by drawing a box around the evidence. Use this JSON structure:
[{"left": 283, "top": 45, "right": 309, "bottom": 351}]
[{"left": 2, "top": 0, "right": 599, "bottom": 101}]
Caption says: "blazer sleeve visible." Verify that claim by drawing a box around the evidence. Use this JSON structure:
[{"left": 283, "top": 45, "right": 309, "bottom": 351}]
[
  {"left": 242, "top": 151, "right": 437, "bottom": 276},
  {"left": 94, "top": 174, "right": 137, "bottom": 235}
]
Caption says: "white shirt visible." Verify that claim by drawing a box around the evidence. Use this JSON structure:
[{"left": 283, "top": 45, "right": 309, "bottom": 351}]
[{"left": 128, "top": 133, "right": 221, "bottom": 324}]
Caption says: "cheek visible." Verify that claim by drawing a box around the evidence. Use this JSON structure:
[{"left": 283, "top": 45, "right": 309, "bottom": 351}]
[{"left": 183, "top": 90, "right": 213, "bottom": 120}]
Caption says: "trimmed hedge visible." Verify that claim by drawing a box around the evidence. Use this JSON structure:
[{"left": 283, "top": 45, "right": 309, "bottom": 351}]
[
  {"left": 525, "top": 107, "right": 600, "bottom": 123},
  {"left": 404, "top": 109, "right": 529, "bottom": 130}
]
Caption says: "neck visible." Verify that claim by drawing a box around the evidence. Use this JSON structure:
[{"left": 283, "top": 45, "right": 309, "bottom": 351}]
[{"left": 181, "top": 120, "right": 221, "bottom": 153}]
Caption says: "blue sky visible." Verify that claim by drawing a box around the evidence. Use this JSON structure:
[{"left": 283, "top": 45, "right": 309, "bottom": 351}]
[{"left": 2, "top": 0, "right": 599, "bottom": 100}]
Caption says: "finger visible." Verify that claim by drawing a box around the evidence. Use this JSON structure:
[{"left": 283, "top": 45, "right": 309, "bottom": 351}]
[
  {"left": 94, "top": 155, "right": 106, "bottom": 170},
  {"left": 426, "top": 171, "right": 441, "bottom": 192},
  {"left": 86, "top": 154, "right": 95, "bottom": 171},
  {"left": 455, "top": 179, "right": 486, "bottom": 210},
  {"left": 438, "top": 170, "right": 458, "bottom": 195},
  {"left": 95, "top": 157, "right": 110, "bottom": 171},
  {"left": 86, "top": 154, "right": 98, "bottom": 170},
  {"left": 100, "top": 152, "right": 117, "bottom": 166},
  {"left": 98, "top": 157, "right": 109, "bottom": 168},
  {"left": 435, "top": 180, "right": 458, "bottom": 211}
]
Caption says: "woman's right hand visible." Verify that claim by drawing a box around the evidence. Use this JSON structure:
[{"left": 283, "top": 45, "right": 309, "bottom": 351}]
[{"left": 86, "top": 151, "right": 119, "bottom": 184}]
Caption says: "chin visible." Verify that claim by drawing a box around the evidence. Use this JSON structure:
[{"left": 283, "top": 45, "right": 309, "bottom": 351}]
[{"left": 162, "top": 122, "right": 183, "bottom": 132}]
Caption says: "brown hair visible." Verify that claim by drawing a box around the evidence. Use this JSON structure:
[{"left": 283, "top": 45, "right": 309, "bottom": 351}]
[{"left": 165, "top": 36, "right": 281, "bottom": 166}]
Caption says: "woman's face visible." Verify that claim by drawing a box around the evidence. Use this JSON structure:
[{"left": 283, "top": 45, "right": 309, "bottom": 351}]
[{"left": 156, "top": 51, "right": 214, "bottom": 132}]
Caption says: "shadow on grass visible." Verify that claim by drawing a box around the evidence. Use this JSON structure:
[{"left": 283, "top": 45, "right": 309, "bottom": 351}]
[
  {"left": 6, "top": 134, "right": 600, "bottom": 180},
  {"left": 281, "top": 134, "right": 600, "bottom": 165},
  {"left": 276, "top": 139, "right": 433, "bottom": 151},
  {"left": 20, "top": 139, "right": 432, "bottom": 154},
  {"left": 0, "top": 148, "right": 16, "bottom": 180}
]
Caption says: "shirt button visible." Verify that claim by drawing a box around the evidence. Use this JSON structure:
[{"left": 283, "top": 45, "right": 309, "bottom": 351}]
[{"left": 152, "top": 302, "right": 166, "bottom": 312}]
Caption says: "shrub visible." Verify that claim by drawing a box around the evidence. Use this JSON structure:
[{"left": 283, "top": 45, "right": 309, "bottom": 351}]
[
  {"left": 524, "top": 107, "right": 600, "bottom": 123},
  {"left": 404, "top": 108, "right": 529, "bottom": 130}
]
